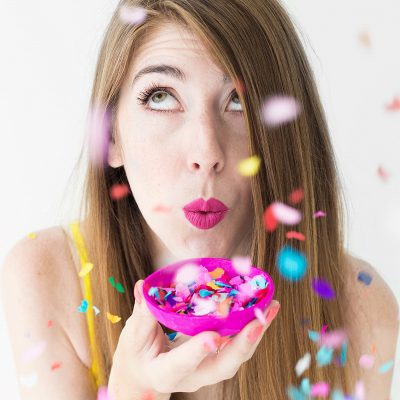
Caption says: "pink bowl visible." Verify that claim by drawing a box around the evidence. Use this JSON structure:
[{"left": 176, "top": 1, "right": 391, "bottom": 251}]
[{"left": 142, "top": 257, "right": 275, "bottom": 336}]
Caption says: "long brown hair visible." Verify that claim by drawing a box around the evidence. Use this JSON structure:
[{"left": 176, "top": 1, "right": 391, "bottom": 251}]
[{"left": 66, "top": 0, "right": 360, "bottom": 397}]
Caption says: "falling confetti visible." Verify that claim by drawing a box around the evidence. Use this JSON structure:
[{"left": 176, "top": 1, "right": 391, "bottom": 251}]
[
  {"left": 108, "top": 276, "right": 125, "bottom": 293},
  {"left": 316, "top": 346, "right": 334, "bottom": 366},
  {"left": 286, "top": 231, "right": 305, "bottom": 241},
  {"left": 27, "top": 232, "right": 37, "bottom": 239},
  {"left": 47, "top": 320, "right": 54, "bottom": 328},
  {"left": 19, "top": 373, "right": 38, "bottom": 388},
  {"left": 263, "top": 204, "right": 279, "bottom": 232},
  {"left": 22, "top": 341, "right": 47, "bottom": 363},
  {"left": 51, "top": 362, "right": 62, "bottom": 371},
  {"left": 78, "top": 262, "right": 94, "bottom": 277},
  {"left": 357, "top": 271, "right": 372, "bottom": 286},
  {"left": 97, "top": 386, "right": 111, "bottom": 400},
  {"left": 358, "top": 31, "right": 372, "bottom": 48},
  {"left": 319, "top": 329, "right": 347, "bottom": 349},
  {"left": 310, "top": 381, "right": 329, "bottom": 397},
  {"left": 261, "top": 94, "right": 301, "bottom": 127},
  {"left": 276, "top": 245, "right": 308, "bottom": 281},
  {"left": 118, "top": 5, "right": 148, "bottom": 25},
  {"left": 313, "top": 210, "right": 326, "bottom": 218},
  {"left": 378, "top": 359, "right": 394, "bottom": 374},
  {"left": 237, "top": 155, "right": 261, "bottom": 176},
  {"left": 377, "top": 165, "right": 390, "bottom": 181},
  {"left": 110, "top": 183, "right": 131, "bottom": 200},
  {"left": 359, "top": 354, "right": 374, "bottom": 369},
  {"left": 93, "top": 305, "right": 101, "bottom": 316},
  {"left": 77, "top": 299, "right": 89, "bottom": 313},
  {"left": 385, "top": 96, "right": 400, "bottom": 111},
  {"left": 86, "top": 102, "right": 112, "bottom": 167},
  {"left": 107, "top": 312, "right": 122, "bottom": 324},
  {"left": 231, "top": 255, "right": 252, "bottom": 275},
  {"left": 174, "top": 263, "right": 202, "bottom": 285},
  {"left": 354, "top": 380, "right": 365, "bottom": 400},
  {"left": 288, "top": 188, "right": 304, "bottom": 204},
  {"left": 272, "top": 202, "right": 302, "bottom": 225},
  {"left": 312, "top": 278, "right": 336, "bottom": 299},
  {"left": 295, "top": 352, "right": 311, "bottom": 376}
]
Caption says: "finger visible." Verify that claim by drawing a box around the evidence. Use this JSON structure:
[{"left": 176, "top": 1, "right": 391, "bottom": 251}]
[
  {"left": 190, "top": 300, "right": 281, "bottom": 386},
  {"left": 122, "top": 280, "right": 161, "bottom": 351},
  {"left": 151, "top": 330, "right": 221, "bottom": 385}
]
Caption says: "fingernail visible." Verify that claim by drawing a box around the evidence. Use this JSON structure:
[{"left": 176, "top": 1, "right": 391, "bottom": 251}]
[
  {"left": 266, "top": 304, "right": 280, "bottom": 325},
  {"left": 247, "top": 324, "right": 264, "bottom": 344},
  {"left": 219, "top": 337, "right": 233, "bottom": 351},
  {"left": 134, "top": 281, "right": 143, "bottom": 304}
]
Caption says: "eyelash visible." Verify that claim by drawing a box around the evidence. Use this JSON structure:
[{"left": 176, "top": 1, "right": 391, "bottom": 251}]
[{"left": 136, "top": 81, "right": 242, "bottom": 114}]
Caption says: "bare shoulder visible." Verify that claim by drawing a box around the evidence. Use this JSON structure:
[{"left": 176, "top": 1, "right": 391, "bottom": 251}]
[
  {"left": 0, "top": 226, "right": 93, "bottom": 391},
  {"left": 343, "top": 252, "right": 399, "bottom": 398}
]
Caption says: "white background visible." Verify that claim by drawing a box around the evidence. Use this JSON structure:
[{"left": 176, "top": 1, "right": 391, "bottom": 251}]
[{"left": 0, "top": 0, "right": 399, "bottom": 398}]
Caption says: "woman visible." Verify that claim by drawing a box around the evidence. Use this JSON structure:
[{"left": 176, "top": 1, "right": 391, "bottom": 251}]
[{"left": 1, "top": 0, "right": 398, "bottom": 399}]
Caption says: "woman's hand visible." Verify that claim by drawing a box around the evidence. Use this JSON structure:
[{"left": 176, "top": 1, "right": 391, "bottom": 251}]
[{"left": 108, "top": 280, "right": 280, "bottom": 400}]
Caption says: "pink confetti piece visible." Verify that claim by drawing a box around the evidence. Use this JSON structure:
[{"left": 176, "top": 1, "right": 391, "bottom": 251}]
[
  {"left": 97, "top": 386, "right": 111, "bottom": 400},
  {"left": 385, "top": 96, "right": 400, "bottom": 111},
  {"left": 285, "top": 231, "right": 305, "bottom": 241},
  {"left": 321, "top": 324, "right": 328, "bottom": 335},
  {"left": 22, "top": 341, "right": 47, "bottom": 363},
  {"left": 110, "top": 183, "right": 130, "bottom": 200},
  {"left": 359, "top": 354, "right": 375, "bottom": 369},
  {"left": 310, "top": 381, "right": 330, "bottom": 397},
  {"left": 319, "top": 329, "right": 347, "bottom": 349},
  {"left": 272, "top": 202, "right": 302, "bottom": 225},
  {"left": 312, "top": 278, "right": 336, "bottom": 299},
  {"left": 288, "top": 188, "right": 304, "bottom": 204},
  {"left": 254, "top": 307, "right": 267, "bottom": 326},
  {"left": 313, "top": 210, "right": 326, "bottom": 218},
  {"left": 47, "top": 320, "right": 54, "bottom": 328},
  {"left": 86, "top": 102, "right": 112, "bottom": 167},
  {"left": 174, "top": 263, "right": 202, "bottom": 285},
  {"left": 261, "top": 95, "right": 301, "bottom": 127},
  {"left": 118, "top": 5, "right": 147, "bottom": 25},
  {"left": 232, "top": 255, "right": 252, "bottom": 275},
  {"left": 51, "top": 361, "right": 62, "bottom": 371},
  {"left": 354, "top": 380, "right": 365, "bottom": 400},
  {"left": 377, "top": 165, "right": 390, "bottom": 181}
]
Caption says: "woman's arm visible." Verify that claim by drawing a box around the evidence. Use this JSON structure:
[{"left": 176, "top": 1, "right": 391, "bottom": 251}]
[
  {"left": 345, "top": 255, "right": 399, "bottom": 399},
  {"left": 1, "top": 231, "right": 97, "bottom": 399}
]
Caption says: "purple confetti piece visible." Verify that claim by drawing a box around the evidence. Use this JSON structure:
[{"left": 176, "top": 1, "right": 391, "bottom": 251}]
[
  {"left": 312, "top": 278, "right": 336, "bottom": 299},
  {"left": 357, "top": 271, "right": 372, "bottom": 286}
]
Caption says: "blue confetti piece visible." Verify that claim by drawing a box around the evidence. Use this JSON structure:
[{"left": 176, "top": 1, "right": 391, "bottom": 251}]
[
  {"left": 316, "top": 346, "right": 334, "bottom": 366},
  {"left": 378, "top": 359, "right": 394, "bottom": 374},
  {"left": 287, "top": 386, "right": 306, "bottom": 400},
  {"left": 199, "top": 289, "right": 213, "bottom": 297},
  {"left": 308, "top": 330, "right": 320, "bottom": 342},
  {"left": 228, "top": 289, "right": 239, "bottom": 297},
  {"left": 77, "top": 299, "right": 89, "bottom": 313},
  {"left": 300, "top": 378, "right": 310, "bottom": 395},
  {"left": 340, "top": 340, "right": 348, "bottom": 366},
  {"left": 149, "top": 287, "right": 159, "bottom": 298},
  {"left": 166, "top": 331, "right": 178, "bottom": 341},
  {"left": 357, "top": 271, "right": 372, "bottom": 286},
  {"left": 214, "top": 281, "right": 231, "bottom": 288},
  {"left": 276, "top": 246, "right": 308, "bottom": 281}
]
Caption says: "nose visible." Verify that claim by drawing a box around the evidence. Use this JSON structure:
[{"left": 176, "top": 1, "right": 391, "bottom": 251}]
[{"left": 187, "top": 111, "right": 225, "bottom": 174}]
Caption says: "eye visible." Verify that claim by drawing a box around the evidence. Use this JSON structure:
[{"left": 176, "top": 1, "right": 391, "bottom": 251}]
[{"left": 136, "top": 82, "right": 243, "bottom": 114}]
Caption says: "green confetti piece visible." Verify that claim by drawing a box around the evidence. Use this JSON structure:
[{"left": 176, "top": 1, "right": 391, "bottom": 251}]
[
  {"left": 108, "top": 276, "right": 115, "bottom": 287},
  {"left": 115, "top": 282, "right": 125, "bottom": 293}
]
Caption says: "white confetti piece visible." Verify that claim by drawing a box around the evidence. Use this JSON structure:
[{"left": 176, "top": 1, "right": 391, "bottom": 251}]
[
  {"left": 272, "top": 202, "right": 302, "bottom": 225},
  {"left": 295, "top": 352, "right": 311, "bottom": 376},
  {"left": 232, "top": 255, "right": 252, "bottom": 275},
  {"left": 118, "top": 5, "right": 147, "bottom": 25},
  {"left": 261, "top": 95, "right": 301, "bottom": 127}
]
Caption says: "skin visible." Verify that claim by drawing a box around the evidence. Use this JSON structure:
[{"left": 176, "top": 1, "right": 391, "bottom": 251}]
[{"left": 108, "top": 22, "right": 254, "bottom": 268}]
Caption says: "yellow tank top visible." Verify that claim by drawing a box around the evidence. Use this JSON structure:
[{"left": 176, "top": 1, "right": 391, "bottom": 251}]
[{"left": 69, "top": 221, "right": 105, "bottom": 390}]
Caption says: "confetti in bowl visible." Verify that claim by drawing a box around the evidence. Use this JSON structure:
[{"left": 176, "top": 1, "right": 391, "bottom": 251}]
[{"left": 143, "top": 257, "right": 274, "bottom": 336}]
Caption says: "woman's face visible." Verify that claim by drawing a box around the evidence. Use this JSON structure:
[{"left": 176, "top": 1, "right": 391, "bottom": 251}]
[{"left": 109, "top": 22, "right": 254, "bottom": 268}]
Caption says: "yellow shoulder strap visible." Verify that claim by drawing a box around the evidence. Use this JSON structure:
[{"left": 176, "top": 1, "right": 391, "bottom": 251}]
[{"left": 69, "top": 221, "right": 105, "bottom": 389}]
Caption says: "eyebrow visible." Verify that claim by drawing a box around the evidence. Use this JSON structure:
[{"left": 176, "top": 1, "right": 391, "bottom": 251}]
[{"left": 132, "top": 64, "right": 231, "bottom": 86}]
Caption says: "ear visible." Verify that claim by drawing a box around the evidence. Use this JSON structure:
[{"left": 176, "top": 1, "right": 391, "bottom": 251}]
[{"left": 107, "top": 135, "right": 123, "bottom": 168}]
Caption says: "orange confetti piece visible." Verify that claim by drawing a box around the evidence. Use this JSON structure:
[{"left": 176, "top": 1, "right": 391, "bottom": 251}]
[
  {"left": 51, "top": 362, "right": 62, "bottom": 371},
  {"left": 107, "top": 312, "right": 121, "bottom": 324},
  {"left": 206, "top": 282, "right": 220, "bottom": 290},
  {"left": 288, "top": 188, "right": 304, "bottom": 204},
  {"left": 209, "top": 267, "right": 224, "bottom": 279},
  {"left": 27, "top": 232, "right": 37, "bottom": 239},
  {"left": 286, "top": 231, "right": 306, "bottom": 241},
  {"left": 110, "top": 183, "right": 131, "bottom": 200}
]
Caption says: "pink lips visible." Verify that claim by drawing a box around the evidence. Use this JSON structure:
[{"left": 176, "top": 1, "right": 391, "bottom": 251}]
[{"left": 183, "top": 197, "right": 229, "bottom": 229}]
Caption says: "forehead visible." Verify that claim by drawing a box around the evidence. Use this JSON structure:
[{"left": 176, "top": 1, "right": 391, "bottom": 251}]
[{"left": 131, "top": 22, "right": 227, "bottom": 80}]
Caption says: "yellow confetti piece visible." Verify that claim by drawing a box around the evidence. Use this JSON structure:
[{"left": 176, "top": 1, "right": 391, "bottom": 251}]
[
  {"left": 27, "top": 232, "right": 37, "bottom": 239},
  {"left": 206, "top": 282, "right": 220, "bottom": 290},
  {"left": 237, "top": 155, "right": 261, "bottom": 176},
  {"left": 107, "top": 312, "right": 121, "bottom": 324},
  {"left": 78, "top": 262, "right": 94, "bottom": 277},
  {"left": 209, "top": 267, "right": 224, "bottom": 279}
]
